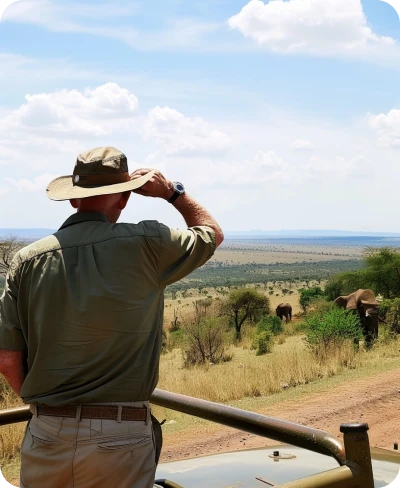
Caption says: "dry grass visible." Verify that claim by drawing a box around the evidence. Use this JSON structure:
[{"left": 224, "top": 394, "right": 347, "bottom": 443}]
[
  {"left": 0, "top": 384, "right": 24, "bottom": 461},
  {"left": 157, "top": 336, "right": 400, "bottom": 404}
]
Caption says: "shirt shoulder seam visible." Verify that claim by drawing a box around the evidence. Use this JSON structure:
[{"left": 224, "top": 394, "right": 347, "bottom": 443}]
[{"left": 12, "top": 233, "right": 159, "bottom": 272}]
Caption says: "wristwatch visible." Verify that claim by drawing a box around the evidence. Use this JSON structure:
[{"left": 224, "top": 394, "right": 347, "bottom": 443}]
[{"left": 168, "top": 181, "right": 185, "bottom": 203}]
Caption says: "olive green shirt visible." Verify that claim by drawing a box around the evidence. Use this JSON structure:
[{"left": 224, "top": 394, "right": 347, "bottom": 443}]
[{"left": 0, "top": 212, "right": 216, "bottom": 406}]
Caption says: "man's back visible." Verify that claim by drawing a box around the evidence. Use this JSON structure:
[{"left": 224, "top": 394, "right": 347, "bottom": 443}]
[{"left": 4, "top": 211, "right": 215, "bottom": 406}]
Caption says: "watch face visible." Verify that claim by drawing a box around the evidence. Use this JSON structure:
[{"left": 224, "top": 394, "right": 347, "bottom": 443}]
[{"left": 174, "top": 182, "right": 185, "bottom": 194}]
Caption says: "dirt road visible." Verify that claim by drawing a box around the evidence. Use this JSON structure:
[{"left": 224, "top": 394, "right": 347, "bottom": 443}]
[{"left": 161, "top": 367, "right": 400, "bottom": 462}]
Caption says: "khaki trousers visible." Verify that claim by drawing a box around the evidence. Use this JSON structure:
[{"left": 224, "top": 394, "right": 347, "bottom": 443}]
[{"left": 20, "top": 402, "right": 156, "bottom": 488}]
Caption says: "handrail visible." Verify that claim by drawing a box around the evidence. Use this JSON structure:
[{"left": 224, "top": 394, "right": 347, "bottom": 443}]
[
  {"left": 0, "top": 390, "right": 376, "bottom": 487},
  {"left": 0, "top": 389, "right": 346, "bottom": 466},
  {"left": 150, "top": 389, "right": 346, "bottom": 466}
]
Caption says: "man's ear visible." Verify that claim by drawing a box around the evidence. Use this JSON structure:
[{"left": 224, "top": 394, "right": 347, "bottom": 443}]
[
  {"left": 118, "top": 191, "right": 131, "bottom": 210},
  {"left": 70, "top": 199, "right": 78, "bottom": 209}
]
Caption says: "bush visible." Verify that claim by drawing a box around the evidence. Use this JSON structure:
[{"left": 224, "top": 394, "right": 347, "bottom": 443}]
[
  {"left": 379, "top": 298, "right": 391, "bottom": 322},
  {"left": 304, "top": 308, "right": 362, "bottom": 355},
  {"left": 308, "top": 297, "right": 336, "bottom": 315},
  {"left": 168, "top": 329, "right": 185, "bottom": 349},
  {"left": 257, "top": 315, "right": 283, "bottom": 336},
  {"left": 183, "top": 312, "right": 229, "bottom": 367},
  {"left": 299, "top": 287, "right": 324, "bottom": 313},
  {"left": 251, "top": 315, "right": 279, "bottom": 355},
  {"left": 385, "top": 298, "right": 400, "bottom": 334},
  {"left": 255, "top": 330, "right": 274, "bottom": 356}
]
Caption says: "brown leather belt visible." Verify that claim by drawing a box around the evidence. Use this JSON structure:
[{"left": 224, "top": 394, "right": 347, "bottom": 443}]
[{"left": 36, "top": 405, "right": 148, "bottom": 422}]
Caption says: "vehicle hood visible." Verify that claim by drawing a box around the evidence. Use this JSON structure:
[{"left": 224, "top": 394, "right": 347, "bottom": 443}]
[{"left": 156, "top": 445, "right": 400, "bottom": 488}]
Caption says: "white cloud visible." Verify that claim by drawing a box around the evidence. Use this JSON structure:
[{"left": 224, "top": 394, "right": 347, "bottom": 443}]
[
  {"left": 0, "top": 53, "right": 105, "bottom": 83},
  {"left": 3, "top": 0, "right": 219, "bottom": 51},
  {"left": 5, "top": 173, "right": 58, "bottom": 192},
  {"left": 368, "top": 109, "right": 400, "bottom": 147},
  {"left": 143, "top": 106, "right": 231, "bottom": 156},
  {"left": 0, "top": 185, "right": 9, "bottom": 196},
  {"left": 306, "top": 154, "right": 369, "bottom": 178},
  {"left": 291, "top": 139, "right": 315, "bottom": 150},
  {"left": 0, "top": 145, "right": 19, "bottom": 165},
  {"left": 0, "top": 82, "right": 396, "bottom": 231},
  {"left": 3, "top": 83, "right": 139, "bottom": 138},
  {"left": 3, "top": 0, "right": 140, "bottom": 33},
  {"left": 207, "top": 150, "right": 285, "bottom": 186},
  {"left": 228, "top": 0, "right": 396, "bottom": 60},
  {"left": 0, "top": 0, "right": 24, "bottom": 21}
]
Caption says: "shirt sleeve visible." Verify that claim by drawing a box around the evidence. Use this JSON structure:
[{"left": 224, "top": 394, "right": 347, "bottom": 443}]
[
  {"left": 158, "top": 224, "right": 216, "bottom": 287},
  {"left": 0, "top": 264, "right": 26, "bottom": 352}
]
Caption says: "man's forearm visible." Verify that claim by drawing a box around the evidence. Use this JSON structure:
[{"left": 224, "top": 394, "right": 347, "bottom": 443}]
[
  {"left": 172, "top": 193, "right": 224, "bottom": 247},
  {"left": 0, "top": 350, "right": 25, "bottom": 396}
]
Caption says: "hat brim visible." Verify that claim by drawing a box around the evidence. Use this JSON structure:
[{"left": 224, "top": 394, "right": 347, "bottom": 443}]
[{"left": 46, "top": 170, "right": 156, "bottom": 201}]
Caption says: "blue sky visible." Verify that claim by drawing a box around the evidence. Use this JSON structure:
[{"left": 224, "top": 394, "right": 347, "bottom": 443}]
[{"left": 0, "top": 0, "right": 400, "bottom": 232}]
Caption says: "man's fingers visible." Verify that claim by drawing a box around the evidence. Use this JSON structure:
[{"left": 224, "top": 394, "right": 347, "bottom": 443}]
[{"left": 130, "top": 168, "right": 157, "bottom": 178}]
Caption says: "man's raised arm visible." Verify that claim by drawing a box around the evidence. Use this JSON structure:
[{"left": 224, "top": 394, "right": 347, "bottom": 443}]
[{"left": 131, "top": 169, "right": 224, "bottom": 247}]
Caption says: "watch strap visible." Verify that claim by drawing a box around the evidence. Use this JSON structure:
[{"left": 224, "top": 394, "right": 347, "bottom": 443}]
[{"left": 168, "top": 191, "right": 181, "bottom": 204}]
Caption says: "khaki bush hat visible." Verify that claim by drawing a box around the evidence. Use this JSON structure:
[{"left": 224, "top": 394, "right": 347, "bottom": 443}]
[{"left": 46, "top": 147, "right": 155, "bottom": 201}]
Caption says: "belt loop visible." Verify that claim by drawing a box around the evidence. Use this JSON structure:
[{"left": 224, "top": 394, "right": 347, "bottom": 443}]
[
  {"left": 144, "top": 403, "right": 150, "bottom": 425},
  {"left": 117, "top": 405, "right": 122, "bottom": 423},
  {"left": 32, "top": 404, "right": 38, "bottom": 418},
  {"left": 76, "top": 405, "right": 82, "bottom": 423}
]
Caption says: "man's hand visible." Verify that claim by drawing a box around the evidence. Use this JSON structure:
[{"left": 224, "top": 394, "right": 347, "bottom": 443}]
[{"left": 131, "top": 169, "right": 173, "bottom": 200}]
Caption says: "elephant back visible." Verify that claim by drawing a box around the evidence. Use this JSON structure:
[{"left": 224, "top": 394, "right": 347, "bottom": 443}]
[
  {"left": 355, "top": 289, "right": 378, "bottom": 307},
  {"left": 335, "top": 289, "right": 378, "bottom": 311}
]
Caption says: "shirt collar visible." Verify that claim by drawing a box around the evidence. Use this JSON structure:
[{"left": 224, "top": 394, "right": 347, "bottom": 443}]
[{"left": 58, "top": 212, "right": 109, "bottom": 231}]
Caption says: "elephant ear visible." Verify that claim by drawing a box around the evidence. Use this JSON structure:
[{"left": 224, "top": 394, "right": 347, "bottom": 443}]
[{"left": 334, "top": 296, "right": 347, "bottom": 308}]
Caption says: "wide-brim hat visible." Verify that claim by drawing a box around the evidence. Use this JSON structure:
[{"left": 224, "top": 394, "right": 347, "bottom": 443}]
[{"left": 46, "top": 146, "right": 154, "bottom": 201}]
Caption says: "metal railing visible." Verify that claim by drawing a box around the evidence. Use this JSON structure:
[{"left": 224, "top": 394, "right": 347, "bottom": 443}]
[{"left": 0, "top": 388, "right": 375, "bottom": 488}]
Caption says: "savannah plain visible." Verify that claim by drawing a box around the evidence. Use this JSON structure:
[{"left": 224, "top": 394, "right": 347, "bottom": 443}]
[{"left": 1, "top": 237, "right": 400, "bottom": 484}]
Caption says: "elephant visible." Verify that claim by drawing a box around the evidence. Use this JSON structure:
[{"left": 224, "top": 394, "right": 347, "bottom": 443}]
[
  {"left": 334, "top": 289, "right": 379, "bottom": 348},
  {"left": 276, "top": 303, "right": 292, "bottom": 322}
]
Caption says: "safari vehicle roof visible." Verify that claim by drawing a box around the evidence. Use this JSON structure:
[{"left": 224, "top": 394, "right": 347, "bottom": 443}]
[{"left": 155, "top": 445, "right": 400, "bottom": 488}]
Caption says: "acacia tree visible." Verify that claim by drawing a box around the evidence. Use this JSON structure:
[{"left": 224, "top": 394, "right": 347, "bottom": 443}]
[
  {"left": 224, "top": 288, "right": 270, "bottom": 340},
  {"left": 0, "top": 236, "right": 26, "bottom": 277}
]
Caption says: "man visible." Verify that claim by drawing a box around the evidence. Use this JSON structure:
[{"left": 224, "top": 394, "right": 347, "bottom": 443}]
[{"left": 0, "top": 147, "right": 223, "bottom": 488}]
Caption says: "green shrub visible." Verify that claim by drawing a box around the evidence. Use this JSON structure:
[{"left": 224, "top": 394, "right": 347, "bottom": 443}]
[
  {"left": 299, "top": 287, "right": 324, "bottom": 313},
  {"left": 379, "top": 299, "right": 391, "bottom": 322},
  {"left": 168, "top": 329, "right": 185, "bottom": 349},
  {"left": 308, "top": 297, "right": 336, "bottom": 315},
  {"left": 257, "top": 315, "right": 283, "bottom": 336},
  {"left": 386, "top": 298, "right": 400, "bottom": 334},
  {"left": 255, "top": 330, "right": 274, "bottom": 356},
  {"left": 304, "top": 308, "right": 362, "bottom": 352}
]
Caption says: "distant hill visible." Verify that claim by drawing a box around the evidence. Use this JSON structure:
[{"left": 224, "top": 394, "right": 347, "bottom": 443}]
[{"left": 225, "top": 230, "right": 400, "bottom": 238}]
